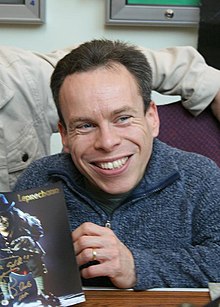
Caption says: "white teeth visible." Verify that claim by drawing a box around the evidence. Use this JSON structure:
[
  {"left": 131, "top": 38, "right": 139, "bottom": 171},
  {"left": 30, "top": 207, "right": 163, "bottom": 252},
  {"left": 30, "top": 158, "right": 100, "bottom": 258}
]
[
  {"left": 113, "top": 160, "right": 119, "bottom": 168},
  {"left": 98, "top": 157, "right": 128, "bottom": 170}
]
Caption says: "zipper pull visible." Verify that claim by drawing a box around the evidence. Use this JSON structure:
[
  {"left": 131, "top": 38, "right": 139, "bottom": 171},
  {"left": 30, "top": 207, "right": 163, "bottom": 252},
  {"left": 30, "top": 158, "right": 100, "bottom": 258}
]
[{"left": 105, "top": 220, "right": 111, "bottom": 228}]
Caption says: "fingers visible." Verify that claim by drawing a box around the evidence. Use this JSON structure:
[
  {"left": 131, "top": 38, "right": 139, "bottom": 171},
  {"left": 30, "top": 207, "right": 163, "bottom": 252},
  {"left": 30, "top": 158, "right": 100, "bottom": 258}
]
[
  {"left": 72, "top": 222, "right": 114, "bottom": 256},
  {"left": 76, "top": 243, "right": 117, "bottom": 267},
  {"left": 72, "top": 222, "right": 119, "bottom": 266},
  {"left": 74, "top": 232, "right": 118, "bottom": 267},
  {"left": 79, "top": 242, "right": 136, "bottom": 289},
  {"left": 71, "top": 222, "right": 136, "bottom": 288},
  {"left": 81, "top": 260, "right": 115, "bottom": 280},
  {"left": 72, "top": 222, "right": 111, "bottom": 241}
]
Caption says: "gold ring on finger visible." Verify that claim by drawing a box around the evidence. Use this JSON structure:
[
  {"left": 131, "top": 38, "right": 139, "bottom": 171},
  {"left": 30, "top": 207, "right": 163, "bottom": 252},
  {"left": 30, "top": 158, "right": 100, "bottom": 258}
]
[{"left": 92, "top": 249, "right": 97, "bottom": 261}]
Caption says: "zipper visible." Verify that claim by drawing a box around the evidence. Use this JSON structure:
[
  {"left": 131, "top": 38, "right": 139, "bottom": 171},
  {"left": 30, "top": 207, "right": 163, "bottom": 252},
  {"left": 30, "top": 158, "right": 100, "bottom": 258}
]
[{"left": 105, "top": 220, "right": 111, "bottom": 228}]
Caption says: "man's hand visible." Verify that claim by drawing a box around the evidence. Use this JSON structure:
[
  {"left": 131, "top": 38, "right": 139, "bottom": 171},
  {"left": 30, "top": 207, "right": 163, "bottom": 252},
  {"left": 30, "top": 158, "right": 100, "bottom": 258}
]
[
  {"left": 72, "top": 222, "right": 136, "bottom": 289},
  {"left": 211, "top": 90, "right": 220, "bottom": 122}
]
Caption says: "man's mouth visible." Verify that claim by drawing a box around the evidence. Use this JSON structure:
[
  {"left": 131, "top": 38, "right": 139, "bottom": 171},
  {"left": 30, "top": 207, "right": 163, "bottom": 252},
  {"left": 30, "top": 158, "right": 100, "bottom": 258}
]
[{"left": 95, "top": 157, "right": 128, "bottom": 170}]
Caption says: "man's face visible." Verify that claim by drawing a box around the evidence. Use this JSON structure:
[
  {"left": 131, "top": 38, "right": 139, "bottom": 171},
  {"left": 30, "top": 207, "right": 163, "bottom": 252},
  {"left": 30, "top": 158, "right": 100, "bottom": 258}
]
[
  {"left": 59, "top": 63, "right": 159, "bottom": 194},
  {"left": 0, "top": 215, "right": 9, "bottom": 232}
]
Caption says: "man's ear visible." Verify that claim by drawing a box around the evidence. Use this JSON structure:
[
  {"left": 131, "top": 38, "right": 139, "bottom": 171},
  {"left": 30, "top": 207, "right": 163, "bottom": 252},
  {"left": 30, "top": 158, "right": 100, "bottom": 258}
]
[
  {"left": 145, "top": 101, "right": 160, "bottom": 137},
  {"left": 58, "top": 121, "right": 70, "bottom": 153}
]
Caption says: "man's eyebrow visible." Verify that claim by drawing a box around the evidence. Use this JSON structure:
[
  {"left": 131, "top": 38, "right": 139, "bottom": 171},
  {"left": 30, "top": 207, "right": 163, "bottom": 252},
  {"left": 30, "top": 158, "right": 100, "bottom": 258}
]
[
  {"left": 70, "top": 116, "right": 92, "bottom": 123},
  {"left": 111, "top": 106, "right": 136, "bottom": 115}
]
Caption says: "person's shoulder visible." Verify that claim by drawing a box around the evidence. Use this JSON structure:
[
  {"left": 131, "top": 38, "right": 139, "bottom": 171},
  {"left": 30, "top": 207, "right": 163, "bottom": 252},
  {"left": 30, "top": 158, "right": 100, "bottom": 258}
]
[
  {"left": 13, "top": 153, "right": 72, "bottom": 191},
  {"left": 155, "top": 139, "right": 220, "bottom": 174},
  {"left": 170, "top": 144, "right": 220, "bottom": 182},
  {"left": 23, "top": 153, "right": 74, "bottom": 176}
]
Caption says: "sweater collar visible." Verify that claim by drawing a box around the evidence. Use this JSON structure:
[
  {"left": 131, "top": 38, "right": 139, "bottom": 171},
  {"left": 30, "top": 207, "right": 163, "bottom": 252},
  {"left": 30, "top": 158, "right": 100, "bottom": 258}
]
[{"left": 47, "top": 139, "right": 180, "bottom": 197}]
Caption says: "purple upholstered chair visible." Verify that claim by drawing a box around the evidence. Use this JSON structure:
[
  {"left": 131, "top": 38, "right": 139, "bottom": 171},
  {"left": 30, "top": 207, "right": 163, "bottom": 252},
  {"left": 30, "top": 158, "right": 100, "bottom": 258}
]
[{"left": 157, "top": 101, "right": 220, "bottom": 167}]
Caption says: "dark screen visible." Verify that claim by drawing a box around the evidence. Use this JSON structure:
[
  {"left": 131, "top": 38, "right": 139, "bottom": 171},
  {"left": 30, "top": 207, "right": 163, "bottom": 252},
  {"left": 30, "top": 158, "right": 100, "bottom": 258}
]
[{"left": 198, "top": 0, "right": 220, "bottom": 69}]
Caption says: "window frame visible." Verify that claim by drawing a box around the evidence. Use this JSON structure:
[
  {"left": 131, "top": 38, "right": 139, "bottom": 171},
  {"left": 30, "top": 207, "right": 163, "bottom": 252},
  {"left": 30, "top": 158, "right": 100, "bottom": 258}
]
[
  {"left": 105, "top": 0, "right": 200, "bottom": 27},
  {"left": 0, "top": 0, "right": 45, "bottom": 24}
]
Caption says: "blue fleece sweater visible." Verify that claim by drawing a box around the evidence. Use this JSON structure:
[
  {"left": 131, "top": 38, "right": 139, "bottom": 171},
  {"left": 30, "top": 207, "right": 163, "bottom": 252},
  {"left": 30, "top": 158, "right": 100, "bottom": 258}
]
[{"left": 13, "top": 139, "right": 220, "bottom": 289}]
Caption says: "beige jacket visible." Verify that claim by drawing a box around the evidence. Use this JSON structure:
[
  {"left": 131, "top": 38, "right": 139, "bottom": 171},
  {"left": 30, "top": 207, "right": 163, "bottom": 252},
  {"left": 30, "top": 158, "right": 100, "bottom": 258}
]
[{"left": 0, "top": 45, "right": 219, "bottom": 191}]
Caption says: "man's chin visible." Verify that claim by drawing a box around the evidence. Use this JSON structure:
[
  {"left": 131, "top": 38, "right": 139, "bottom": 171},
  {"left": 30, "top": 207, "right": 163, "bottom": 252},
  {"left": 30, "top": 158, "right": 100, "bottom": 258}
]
[{"left": 99, "top": 183, "right": 134, "bottom": 195}]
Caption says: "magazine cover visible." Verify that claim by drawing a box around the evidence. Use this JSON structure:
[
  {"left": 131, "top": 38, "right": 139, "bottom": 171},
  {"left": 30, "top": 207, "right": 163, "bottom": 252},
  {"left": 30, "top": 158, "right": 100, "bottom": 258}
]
[{"left": 0, "top": 182, "right": 85, "bottom": 306}]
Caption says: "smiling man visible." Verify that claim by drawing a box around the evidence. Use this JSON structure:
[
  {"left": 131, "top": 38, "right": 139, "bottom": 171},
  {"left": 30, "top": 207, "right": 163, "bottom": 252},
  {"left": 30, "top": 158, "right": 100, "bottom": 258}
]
[
  {"left": 14, "top": 39, "right": 220, "bottom": 290},
  {"left": 58, "top": 63, "right": 158, "bottom": 196}
]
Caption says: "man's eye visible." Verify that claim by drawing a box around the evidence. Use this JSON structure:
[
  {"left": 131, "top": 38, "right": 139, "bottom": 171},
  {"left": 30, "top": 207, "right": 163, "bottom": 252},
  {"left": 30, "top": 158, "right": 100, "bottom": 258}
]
[
  {"left": 117, "top": 116, "right": 132, "bottom": 123},
  {"left": 77, "top": 123, "right": 95, "bottom": 130}
]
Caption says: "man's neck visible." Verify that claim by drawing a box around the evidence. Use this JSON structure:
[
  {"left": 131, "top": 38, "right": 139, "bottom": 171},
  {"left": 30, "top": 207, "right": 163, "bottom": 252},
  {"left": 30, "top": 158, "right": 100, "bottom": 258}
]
[{"left": 84, "top": 179, "right": 131, "bottom": 215}]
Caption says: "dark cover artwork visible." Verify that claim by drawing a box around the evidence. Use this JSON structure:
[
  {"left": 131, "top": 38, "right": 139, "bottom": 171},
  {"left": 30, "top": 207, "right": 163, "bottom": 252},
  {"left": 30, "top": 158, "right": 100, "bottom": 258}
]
[{"left": 0, "top": 182, "right": 85, "bottom": 306}]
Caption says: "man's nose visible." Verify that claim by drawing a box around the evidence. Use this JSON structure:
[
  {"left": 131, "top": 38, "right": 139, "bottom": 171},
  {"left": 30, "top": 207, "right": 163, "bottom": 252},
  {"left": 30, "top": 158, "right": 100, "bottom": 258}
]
[{"left": 94, "top": 125, "right": 121, "bottom": 151}]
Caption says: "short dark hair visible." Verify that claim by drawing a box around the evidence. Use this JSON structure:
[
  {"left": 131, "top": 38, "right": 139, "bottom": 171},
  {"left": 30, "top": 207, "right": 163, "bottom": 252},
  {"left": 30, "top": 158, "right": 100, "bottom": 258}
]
[{"left": 50, "top": 39, "right": 152, "bottom": 127}]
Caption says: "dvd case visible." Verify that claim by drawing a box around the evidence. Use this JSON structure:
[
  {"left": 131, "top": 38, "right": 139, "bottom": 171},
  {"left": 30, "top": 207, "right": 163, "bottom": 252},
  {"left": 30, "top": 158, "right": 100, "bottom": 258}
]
[{"left": 0, "top": 182, "right": 85, "bottom": 306}]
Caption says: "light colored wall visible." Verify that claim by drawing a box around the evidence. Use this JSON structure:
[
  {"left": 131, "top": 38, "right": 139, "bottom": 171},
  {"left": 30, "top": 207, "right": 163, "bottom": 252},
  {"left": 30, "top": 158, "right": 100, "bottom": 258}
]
[
  {"left": 0, "top": 0, "right": 199, "bottom": 153},
  {"left": 0, "top": 0, "right": 198, "bottom": 52}
]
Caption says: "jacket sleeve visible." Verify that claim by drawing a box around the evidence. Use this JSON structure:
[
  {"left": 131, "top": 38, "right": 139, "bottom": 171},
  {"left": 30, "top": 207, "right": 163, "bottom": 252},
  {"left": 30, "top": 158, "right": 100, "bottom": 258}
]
[
  {"left": 140, "top": 46, "right": 220, "bottom": 116},
  {"left": 0, "top": 46, "right": 60, "bottom": 191},
  {"left": 43, "top": 45, "right": 220, "bottom": 116}
]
